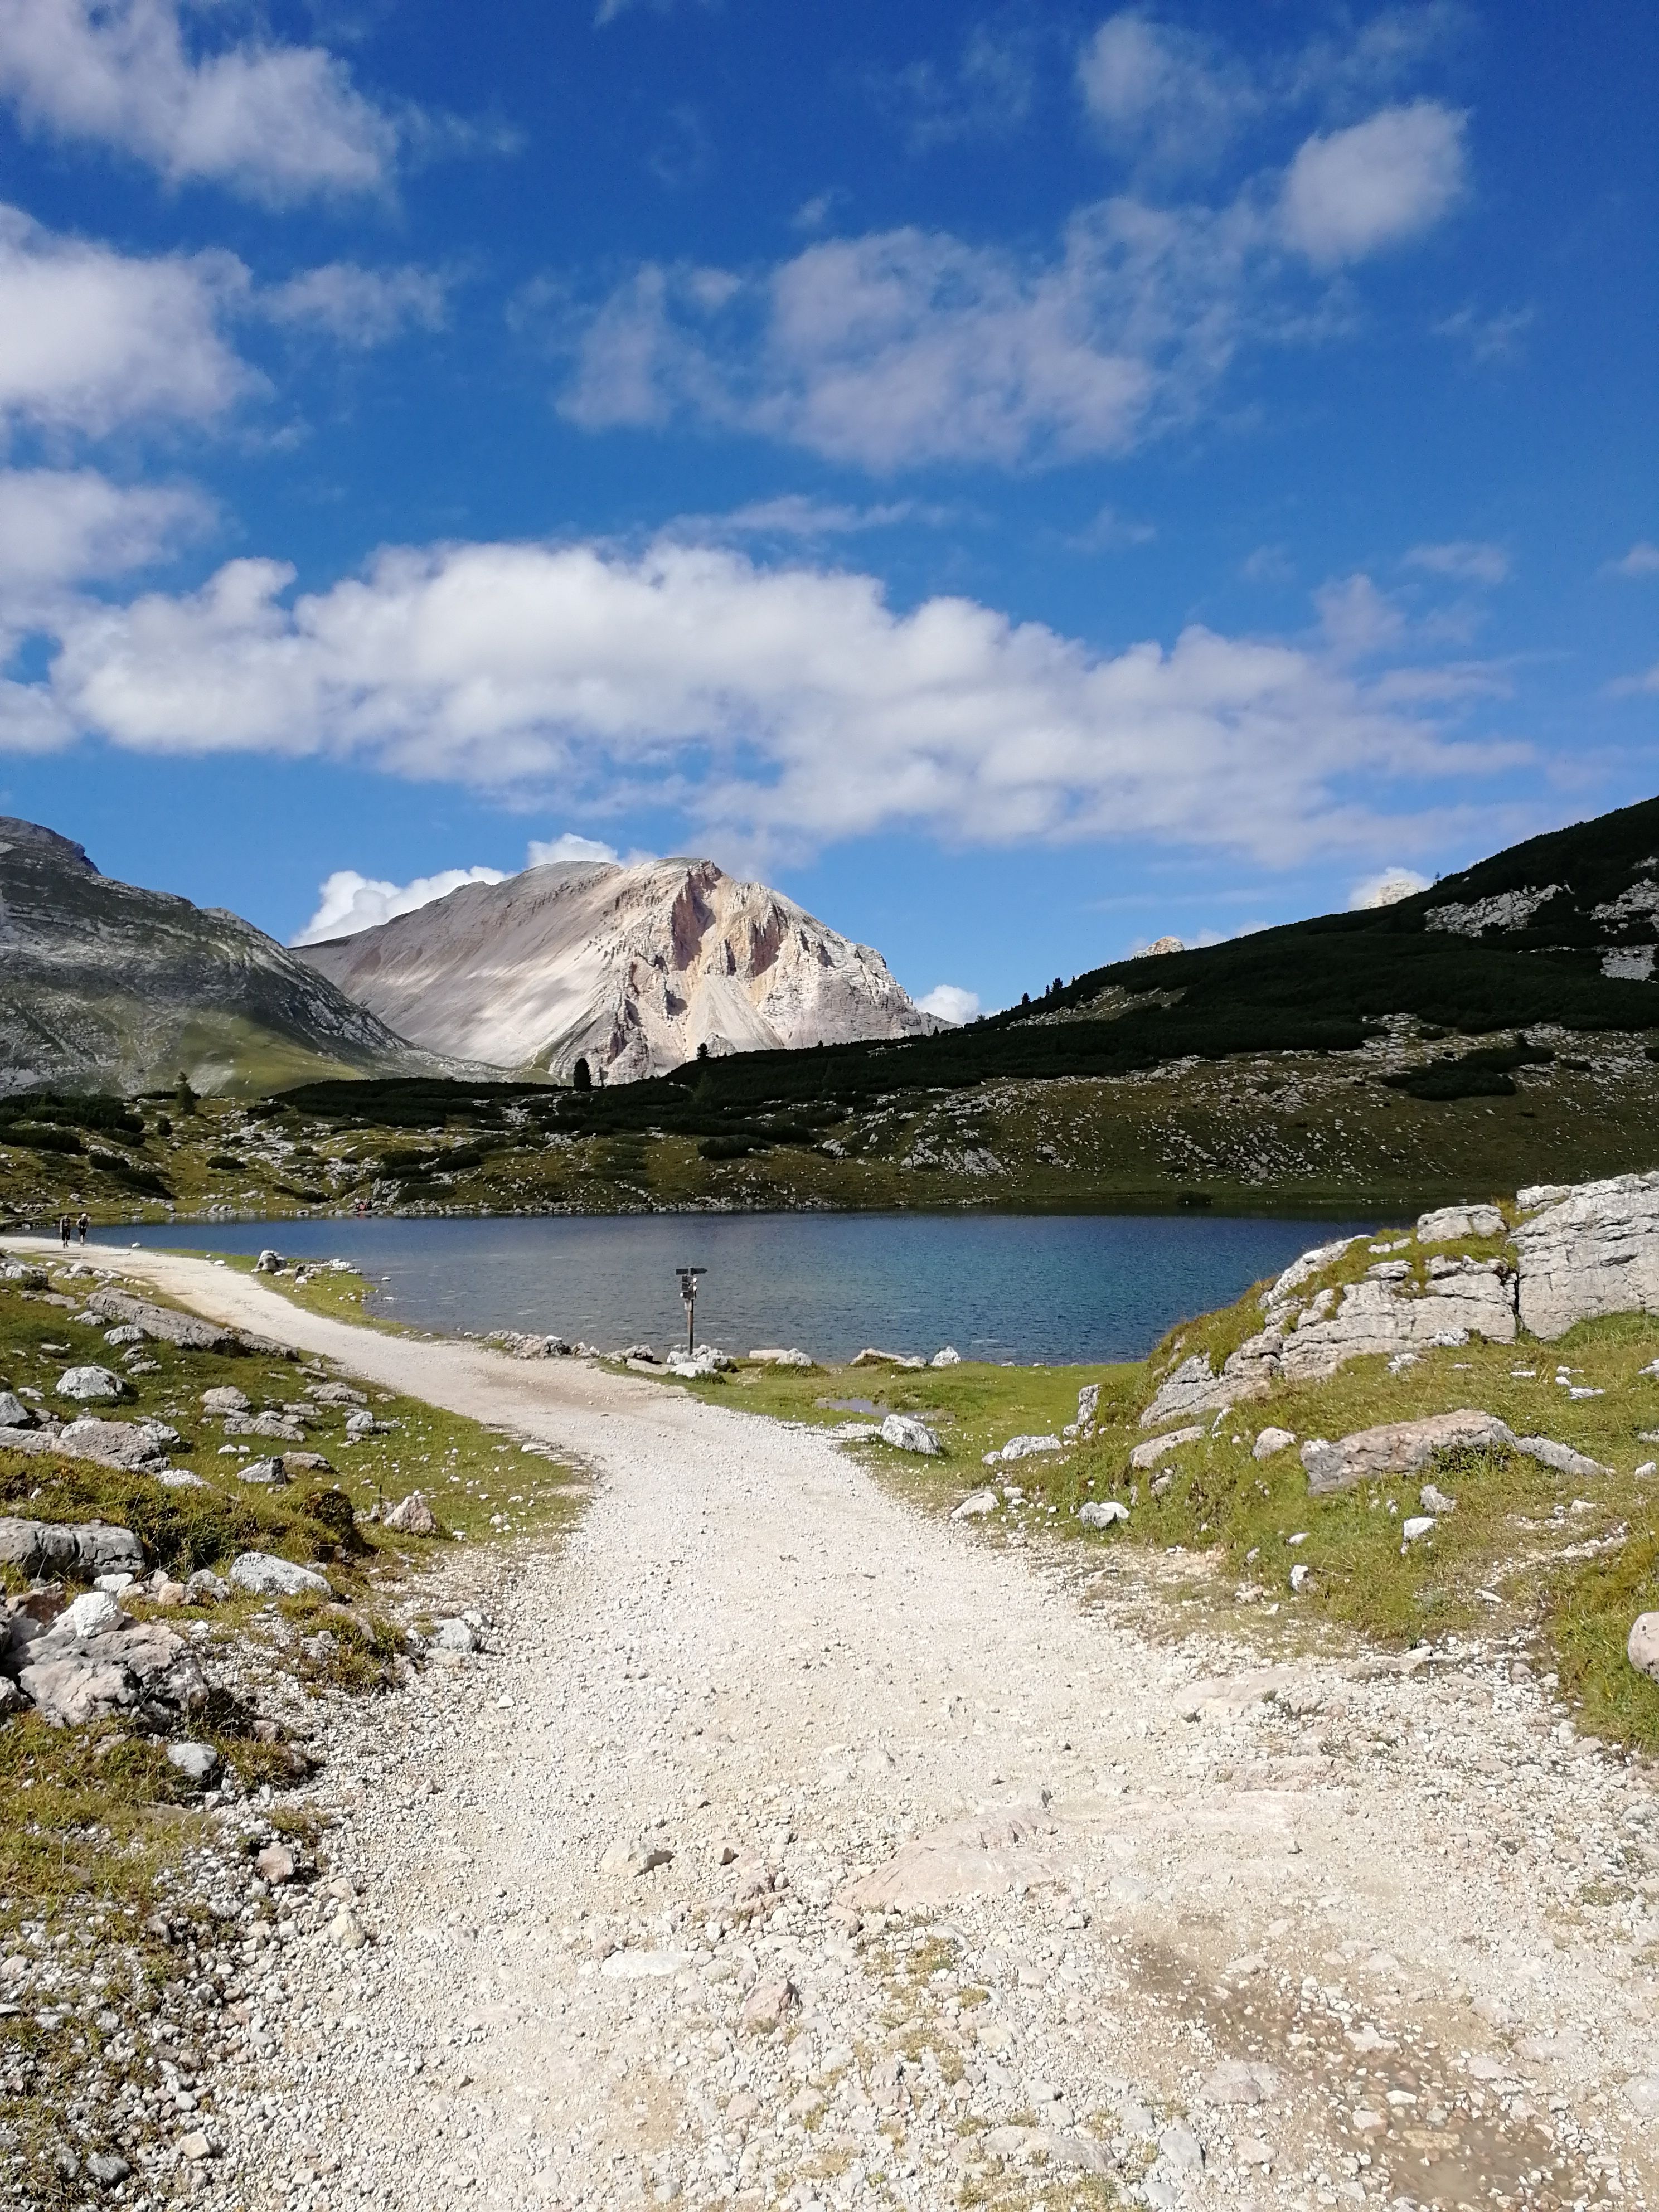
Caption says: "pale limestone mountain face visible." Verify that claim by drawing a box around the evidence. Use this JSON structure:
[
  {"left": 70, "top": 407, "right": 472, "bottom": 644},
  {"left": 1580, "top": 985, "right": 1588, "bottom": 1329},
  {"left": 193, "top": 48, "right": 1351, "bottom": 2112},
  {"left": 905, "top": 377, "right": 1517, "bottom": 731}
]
[
  {"left": 0, "top": 817, "right": 452, "bottom": 1097},
  {"left": 295, "top": 857, "right": 942, "bottom": 1083}
]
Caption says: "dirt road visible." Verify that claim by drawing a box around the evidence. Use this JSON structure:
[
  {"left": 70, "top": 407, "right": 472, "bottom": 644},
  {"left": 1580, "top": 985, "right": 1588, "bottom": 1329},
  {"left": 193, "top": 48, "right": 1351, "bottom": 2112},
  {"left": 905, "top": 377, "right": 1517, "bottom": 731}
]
[{"left": 22, "top": 1244, "right": 1657, "bottom": 2211}]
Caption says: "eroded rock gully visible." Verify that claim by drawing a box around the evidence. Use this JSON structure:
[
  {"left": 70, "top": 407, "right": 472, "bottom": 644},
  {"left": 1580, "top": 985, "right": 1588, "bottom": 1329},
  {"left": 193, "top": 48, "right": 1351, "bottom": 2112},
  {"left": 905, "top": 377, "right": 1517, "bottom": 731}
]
[{"left": 26, "top": 1254, "right": 1659, "bottom": 2212}]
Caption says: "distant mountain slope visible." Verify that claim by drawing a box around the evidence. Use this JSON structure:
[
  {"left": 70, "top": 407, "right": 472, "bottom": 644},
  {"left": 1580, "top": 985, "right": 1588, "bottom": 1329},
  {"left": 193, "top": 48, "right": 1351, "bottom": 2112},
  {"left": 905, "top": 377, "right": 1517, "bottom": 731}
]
[
  {"left": 0, "top": 819, "right": 453, "bottom": 1098},
  {"left": 294, "top": 856, "right": 940, "bottom": 1083}
]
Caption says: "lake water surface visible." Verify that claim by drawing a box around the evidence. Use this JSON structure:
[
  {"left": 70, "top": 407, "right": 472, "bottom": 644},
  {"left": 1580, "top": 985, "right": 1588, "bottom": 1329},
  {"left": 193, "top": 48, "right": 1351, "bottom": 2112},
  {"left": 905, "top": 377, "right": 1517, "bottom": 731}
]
[{"left": 104, "top": 1211, "right": 1377, "bottom": 1367}]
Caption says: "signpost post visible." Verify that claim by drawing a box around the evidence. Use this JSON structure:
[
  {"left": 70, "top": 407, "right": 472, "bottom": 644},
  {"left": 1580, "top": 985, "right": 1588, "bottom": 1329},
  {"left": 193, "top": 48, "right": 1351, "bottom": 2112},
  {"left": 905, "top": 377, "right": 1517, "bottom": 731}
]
[{"left": 676, "top": 1265, "right": 706, "bottom": 1358}]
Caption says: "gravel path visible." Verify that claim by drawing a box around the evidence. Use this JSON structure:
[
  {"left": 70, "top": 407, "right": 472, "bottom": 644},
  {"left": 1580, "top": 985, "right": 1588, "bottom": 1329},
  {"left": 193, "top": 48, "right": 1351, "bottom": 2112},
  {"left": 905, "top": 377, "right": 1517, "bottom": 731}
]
[{"left": 33, "top": 1249, "right": 1659, "bottom": 2211}]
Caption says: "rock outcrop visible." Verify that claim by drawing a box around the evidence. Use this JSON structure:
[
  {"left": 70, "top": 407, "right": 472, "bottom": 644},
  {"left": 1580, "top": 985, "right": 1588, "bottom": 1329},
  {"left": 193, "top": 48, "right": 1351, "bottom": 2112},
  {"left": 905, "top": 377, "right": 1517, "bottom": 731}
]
[
  {"left": 296, "top": 855, "right": 942, "bottom": 1084},
  {"left": 1512, "top": 1172, "right": 1659, "bottom": 1340},
  {"left": 0, "top": 814, "right": 458, "bottom": 1097}
]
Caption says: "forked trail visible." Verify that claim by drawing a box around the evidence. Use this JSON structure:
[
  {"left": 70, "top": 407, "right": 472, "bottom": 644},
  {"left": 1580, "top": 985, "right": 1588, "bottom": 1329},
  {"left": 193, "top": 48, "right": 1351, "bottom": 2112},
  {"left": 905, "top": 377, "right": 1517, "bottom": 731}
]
[{"left": 65, "top": 1253, "right": 1659, "bottom": 2210}]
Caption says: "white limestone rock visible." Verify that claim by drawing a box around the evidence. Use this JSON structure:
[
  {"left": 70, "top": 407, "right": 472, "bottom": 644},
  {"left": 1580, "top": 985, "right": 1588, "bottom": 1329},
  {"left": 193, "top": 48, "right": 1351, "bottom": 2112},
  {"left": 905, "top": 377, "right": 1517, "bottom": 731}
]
[
  {"left": 879, "top": 1413, "right": 939, "bottom": 1456},
  {"left": 1301, "top": 1410, "right": 1515, "bottom": 1495},
  {"left": 1253, "top": 1426, "right": 1296, "bottom": 1461},
  {"left": 1511, "top": 1172, "right": 1659, "bottom": 1339},
  {"left": 1417, "top": 1203, "right": 1505, "bottom": 1241},
  {"left": 1130, "top": 1425, "right": 1202, "bottom": 1470}
]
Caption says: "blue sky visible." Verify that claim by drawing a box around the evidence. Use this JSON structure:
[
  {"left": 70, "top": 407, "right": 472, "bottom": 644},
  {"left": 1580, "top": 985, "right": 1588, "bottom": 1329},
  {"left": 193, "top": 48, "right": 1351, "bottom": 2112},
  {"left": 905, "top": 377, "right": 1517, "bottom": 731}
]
[{"left": 0, "top": 0, "right": 1653, "bottom": 1020}]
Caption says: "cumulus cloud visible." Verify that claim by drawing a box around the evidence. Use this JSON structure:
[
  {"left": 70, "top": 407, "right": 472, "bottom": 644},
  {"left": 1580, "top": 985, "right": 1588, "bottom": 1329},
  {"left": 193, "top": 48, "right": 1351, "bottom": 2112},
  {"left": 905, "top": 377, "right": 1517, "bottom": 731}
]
[
  {"left": 0, "top": 468, "right": 211, "bottom": 595},
  {"left": 917, "top": 983, "right": 979, "bottom": 1025},
  {"left": 295, "top": 864, "right": 508, "bottom": 944},
  {"left": 525, "top": 833, "right": 622, "bottom": 867},
  {"left": 0, "top": 0, "right": 404, "bottom": 206},
  {"left": 1078, "top": 12, "right": 1254, "bottom": 168},
  {"left": 1279, "top": 101, "right": 1466, "bottom": 265},
  {"left": 260, "top": 263, "right": 450, "bottom": 347},
  {"left": 875, "top": 23, "right": 1039, "bottom": 150},
  {"left": 0, "top": 203, "right": 254, "bottom": 437},
  {"left": 31, "top": 534, "right": 1524, "bottom": 869},
  {"left": 1607, "top": 541, "right": 1659, "bottom": 578},
  {"left": 558, "top": 101, "right": 1467, "bottom": 473},
  {"left": 1350, "top": 864, "right": 1430, "bottom": 908},
  {"left": 1406, "top": 539, "right": 1510, "bottom": 584}
]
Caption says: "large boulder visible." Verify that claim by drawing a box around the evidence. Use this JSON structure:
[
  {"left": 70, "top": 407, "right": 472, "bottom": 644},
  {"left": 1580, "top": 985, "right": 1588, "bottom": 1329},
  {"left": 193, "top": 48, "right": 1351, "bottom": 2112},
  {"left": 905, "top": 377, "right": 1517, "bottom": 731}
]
[
  {"left": 1301, "top": 1410, "right": 1515, "bottom": 1494},
  {"left": 86, "top": 1288, "right": 238, "bottom": 1352},
  {"left": 1512, "top": 1173, "right": 1659, "bottom": 1340},
  {"left": 0, "top": 1391, "right": 36, "bottom": 1428},
  {"left": 2, "top": 1415, "right": 177, "bottom": 1473},
  {"left": 16, "top": 1617, "right": 206, "bottom": 1729},
  {"left": 879, "top": 1414, "right": 939, "bottom": 1456},
  {"left": 0, "top": 1516, "right": 143, "bottom": 1578}
]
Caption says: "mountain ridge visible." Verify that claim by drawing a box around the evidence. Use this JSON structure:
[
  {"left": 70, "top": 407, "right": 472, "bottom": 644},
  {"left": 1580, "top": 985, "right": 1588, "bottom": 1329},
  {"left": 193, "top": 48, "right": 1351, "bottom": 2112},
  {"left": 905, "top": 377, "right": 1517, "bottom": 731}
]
[{"left": 0, "top": 817, "right": 461, "bottom": 1098}]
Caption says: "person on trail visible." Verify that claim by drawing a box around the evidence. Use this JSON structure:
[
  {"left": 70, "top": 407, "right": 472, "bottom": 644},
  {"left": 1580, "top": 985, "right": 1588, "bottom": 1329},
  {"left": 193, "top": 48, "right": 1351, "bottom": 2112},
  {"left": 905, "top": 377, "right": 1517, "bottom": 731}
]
[
  {"left": 57, "top": 1214, "right": 70, "bottom": 1248},
  {"left": 75, "top": 1211, "right": 89, "bottom": 1246}
]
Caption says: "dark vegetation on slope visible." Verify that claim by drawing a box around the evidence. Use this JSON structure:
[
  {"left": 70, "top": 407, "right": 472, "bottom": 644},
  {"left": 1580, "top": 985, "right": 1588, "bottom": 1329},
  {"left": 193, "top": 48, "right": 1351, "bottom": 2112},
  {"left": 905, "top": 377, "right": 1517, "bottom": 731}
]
[{"left": 271, "top": 796, "right": 1659, "bottom": 1143}]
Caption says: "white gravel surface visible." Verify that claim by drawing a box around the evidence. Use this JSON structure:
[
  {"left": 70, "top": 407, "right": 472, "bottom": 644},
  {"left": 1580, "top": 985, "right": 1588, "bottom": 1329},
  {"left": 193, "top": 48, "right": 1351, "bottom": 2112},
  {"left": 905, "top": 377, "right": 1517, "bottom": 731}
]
[{"left": 26, "top": 1248, "right": 1659, "bottom": 2212}]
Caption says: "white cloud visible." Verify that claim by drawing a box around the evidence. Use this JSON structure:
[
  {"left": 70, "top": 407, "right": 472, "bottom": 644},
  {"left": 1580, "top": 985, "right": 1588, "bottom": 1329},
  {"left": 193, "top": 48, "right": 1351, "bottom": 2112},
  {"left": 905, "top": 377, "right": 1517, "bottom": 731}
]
[
  {"left": 525, "top": 833, "right": 620, "bottom": 867},
  {"left": 0, "top": 468, "right": 211, "bottom": 594},
  {"left": 1078, "top": 13, "right": 1253, "bottom": 167},
  {"left": 1405, "top": 539, "right": 1510, "bottom": 584},
  {"left": 1316, "top": 573, "right": 1406, "bottom": 659},
  {"left": 0, "top": 0, "right": 402, "bottom": 206},
  {"left": 876, "top": 24, "right": 1038, "bottom": 150},
  {"left": 294, "top": 864, "right": 508, "bottom": 945},
  {"left": 1607, "top": 541, "right": 1659, "bottom": 579},
  {"left": 559, "top": 101, "right": 1467, "bottom": 474},
  {"left": 260, "top": 264, "right": 449, "bottom": 347},
  {"left": 0, "top": 203, "right": 253, "bottom": 438},
  {"left": 1279, "top": 101, "right": 1466, "bottom": 265},
  {"left": 917, "top": 983, "right": 979, "bottom": 1025},
  {"left": 34, "top": 535, "right": 1525, "bottom": 870},
  {"left": 1350, "top": 864, "right": 1430, "bottom": 908}
]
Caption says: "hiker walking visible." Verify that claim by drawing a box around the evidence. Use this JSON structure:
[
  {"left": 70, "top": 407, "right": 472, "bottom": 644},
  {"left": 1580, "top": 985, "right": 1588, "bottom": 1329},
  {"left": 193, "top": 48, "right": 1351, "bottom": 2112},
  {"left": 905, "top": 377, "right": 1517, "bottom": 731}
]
[
  {"left": 75, "top": 1211, "right": 89, "bottom": 1247},
  {"left": 57, "top": 1214, "right": 70, "bottom": 1248}
]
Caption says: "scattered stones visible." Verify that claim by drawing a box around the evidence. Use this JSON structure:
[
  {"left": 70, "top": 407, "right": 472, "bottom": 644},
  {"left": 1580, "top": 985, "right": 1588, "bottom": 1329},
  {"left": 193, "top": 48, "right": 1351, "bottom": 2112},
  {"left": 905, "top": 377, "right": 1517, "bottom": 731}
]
[
  {"left": 879, "top": 1413, "right": 939, "bottom": 1455},
  {"left": 56, "top": 1364, "right": 127, "bottom": 1401},
  {"left": 383, "top": 1490, "right": 440, "bottom": 1534},
  {"left": 227, "top": 1551, "right": 331, "bottom": 1598},
  {"left": 86, "top": 1287, "right": 240, "bottom": 1351},
  {"left": 749, "top": 1347, "right": 814, "bottom": 1367},
  {"left": 1253, "top": 1425, "right": 1296, "bottom": 1460},
  {"left": 185, "top": 1569, "right": 230, "bottom": 1604}
]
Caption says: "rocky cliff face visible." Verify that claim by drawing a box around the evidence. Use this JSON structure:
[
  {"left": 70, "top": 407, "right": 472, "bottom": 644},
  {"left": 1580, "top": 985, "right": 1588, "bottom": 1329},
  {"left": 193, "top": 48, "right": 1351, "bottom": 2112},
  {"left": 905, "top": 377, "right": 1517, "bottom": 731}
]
[
  {"left": 295, "top": 856, "right": 941, "bottom": 1083},
  {"left": 0, "top": 818, "right": 445, "bottom": 1097}
]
